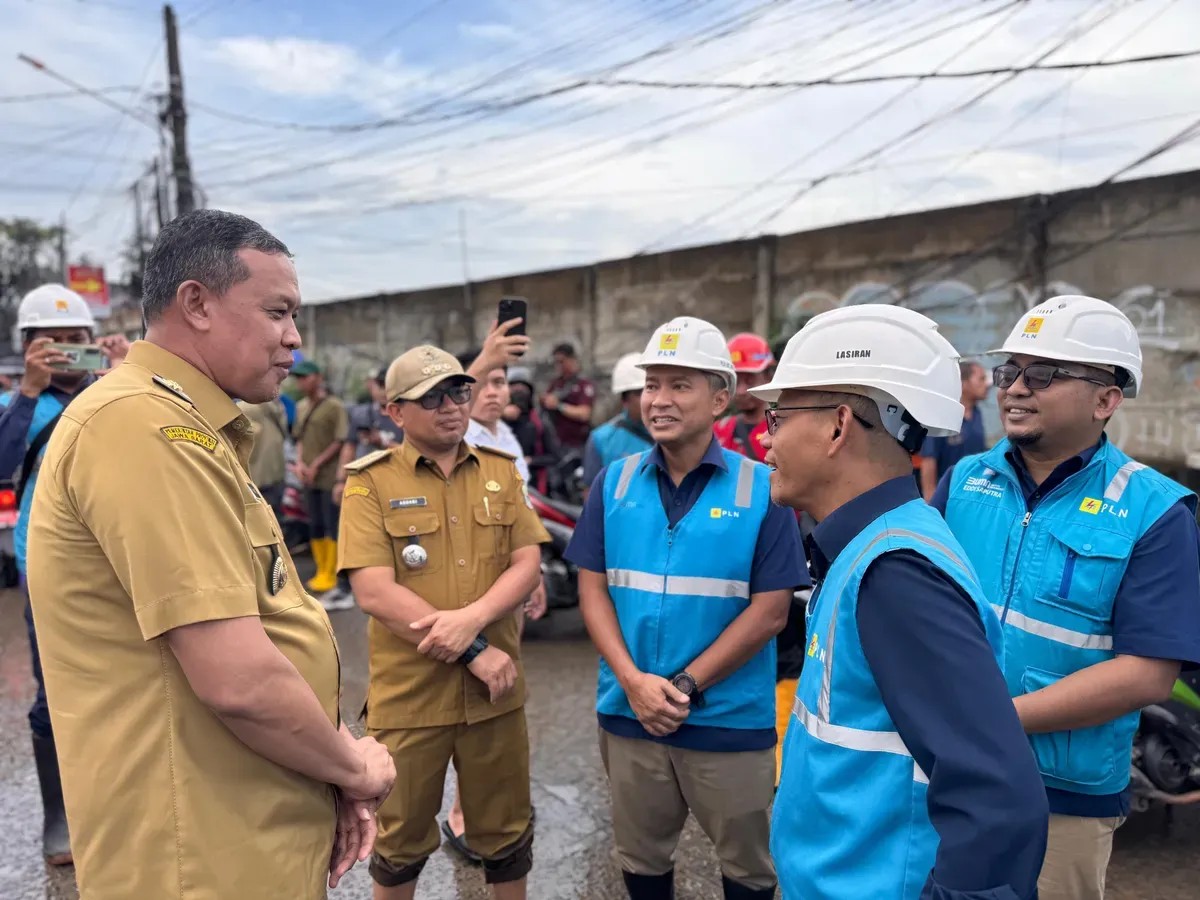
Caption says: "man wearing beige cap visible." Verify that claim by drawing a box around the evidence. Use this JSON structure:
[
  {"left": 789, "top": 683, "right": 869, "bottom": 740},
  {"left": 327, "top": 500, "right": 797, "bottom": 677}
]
[{"left": 337, "top": 344, "right": 549, "bottom": 900}]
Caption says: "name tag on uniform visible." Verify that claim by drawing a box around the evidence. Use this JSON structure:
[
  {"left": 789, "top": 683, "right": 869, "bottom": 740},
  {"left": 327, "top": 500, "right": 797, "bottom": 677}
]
[{"left": 390, "top": 497, "right": 428, "bottom": 509}]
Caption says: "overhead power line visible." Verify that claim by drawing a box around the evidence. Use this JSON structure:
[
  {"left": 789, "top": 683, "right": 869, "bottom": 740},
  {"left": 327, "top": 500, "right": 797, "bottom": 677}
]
[
  {"left": 0, "top": 85, "right": 143, "bottom": 104},
  {"left": 15, "top": 54, "right": 159, "bottom": 130},
  {"left": 743, "top": 0, "right": 1132, "bottom": 236},
  {"left": 588, "top": 49, "right": 1200, "bottom": 90}
]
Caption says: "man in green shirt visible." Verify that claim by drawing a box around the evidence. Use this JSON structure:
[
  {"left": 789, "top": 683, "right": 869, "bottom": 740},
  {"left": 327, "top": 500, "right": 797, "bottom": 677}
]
[{"left": 291, "top": 360, "right": 349, "bottom": 598}]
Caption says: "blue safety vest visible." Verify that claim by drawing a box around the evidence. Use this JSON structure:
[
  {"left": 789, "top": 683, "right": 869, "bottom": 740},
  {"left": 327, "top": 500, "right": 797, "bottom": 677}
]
[
  {"left": 15, "top": 392, "right": 68, "bottom": 572},
  {"left": 773, "top": 499, "right": 1003, "bottom": 900},
  {"left": 945, "top": 438, "right": 1196, "bottom": 797},
  {"left": 599, "top": 448, "right": 776, "bottom": 730},
  {"left": 591, "top": 414, "right": 652, "bottom": 469}
]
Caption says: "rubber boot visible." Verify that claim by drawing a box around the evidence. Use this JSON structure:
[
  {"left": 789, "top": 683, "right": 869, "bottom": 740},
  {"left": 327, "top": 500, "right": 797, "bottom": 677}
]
[
  {"left": 307, "top": 538, "right": 337, "bottom": 594},
  {"left": 31, "top": 734, "right": 72, "bottom": 866},
  {"left": 721, "top": 874, "right": 775, "bottom": 899},
  {"left": 622, "top": 870, "right": 674, "bottom": 900}
]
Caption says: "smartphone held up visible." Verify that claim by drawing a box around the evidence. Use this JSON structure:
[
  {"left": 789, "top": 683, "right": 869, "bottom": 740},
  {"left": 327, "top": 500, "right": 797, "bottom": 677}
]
[
  {"left": 498, "top": 296, "right": 528, "bottom": 357},
  {"left": 47, "top": 343, "right": 108, "bottom": 373}
]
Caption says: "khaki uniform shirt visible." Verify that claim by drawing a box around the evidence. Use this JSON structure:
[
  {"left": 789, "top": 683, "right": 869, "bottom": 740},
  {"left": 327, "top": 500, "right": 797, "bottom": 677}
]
[
  {"left": 27, "top": 341, "right": 341, "bottom": 900},
  {"left": 338, "top": 439, "right": 549, "bottom": 729},
  {"left": 241, "top": 398, "right": 288, "bottom": 488},
  {"left": 293, "top": 393, "right": 349, "bottom": 491}
]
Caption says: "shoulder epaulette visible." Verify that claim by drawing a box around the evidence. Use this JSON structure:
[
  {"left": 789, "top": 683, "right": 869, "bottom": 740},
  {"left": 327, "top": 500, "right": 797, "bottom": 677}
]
[
  {"left": 474, "top": 444, "right": 518, "bottom": 462},
  {"left": 344, "top": 448, "right": 392, "bottom": 472},
  {"left": 151, "top": 375, "right": 193, "bottom": 405}
]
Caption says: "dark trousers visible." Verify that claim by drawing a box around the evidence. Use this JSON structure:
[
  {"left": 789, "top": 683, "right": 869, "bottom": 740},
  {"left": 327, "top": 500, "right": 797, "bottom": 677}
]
[
  {"left": 22, "top": 579, "right": 52, "bottom": 739},
  {"left": 306, "top": 488, "right": 339, "bottom": 540}
]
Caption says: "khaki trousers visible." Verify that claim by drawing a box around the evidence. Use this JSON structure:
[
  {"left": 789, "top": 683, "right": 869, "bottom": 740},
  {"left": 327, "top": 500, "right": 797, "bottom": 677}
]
[
  {"left": 599, "top": 729, "right": 776, "bottom": 891},
  {"left": 1037, "top": 813, "right": 1124, "bottom": 900}
]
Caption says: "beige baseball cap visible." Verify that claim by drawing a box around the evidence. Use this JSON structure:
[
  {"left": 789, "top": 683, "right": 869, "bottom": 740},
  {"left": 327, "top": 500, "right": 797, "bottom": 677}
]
[{"left": 385, "top": 345, "right": 475, "bottom": 402}]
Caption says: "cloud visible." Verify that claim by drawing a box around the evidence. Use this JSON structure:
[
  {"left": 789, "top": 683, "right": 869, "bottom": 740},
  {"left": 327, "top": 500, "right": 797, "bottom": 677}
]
[{"left": 208, "top": 37, "right": 359, "bottom": 97}]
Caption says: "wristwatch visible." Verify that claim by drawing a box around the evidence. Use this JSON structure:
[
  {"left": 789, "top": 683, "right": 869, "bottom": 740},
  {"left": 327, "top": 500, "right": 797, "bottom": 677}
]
[
  {"left": 670, "top": 671, "right": 706, "bottom": 709},
  {"left": 459, "top": 635, "right": 489, "bottom": 666}
]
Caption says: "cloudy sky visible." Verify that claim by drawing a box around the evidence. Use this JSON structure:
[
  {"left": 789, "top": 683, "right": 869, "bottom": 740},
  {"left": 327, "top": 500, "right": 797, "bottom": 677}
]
[{"left": 3, "top": 0, "right": 1199, "bottom": 302}]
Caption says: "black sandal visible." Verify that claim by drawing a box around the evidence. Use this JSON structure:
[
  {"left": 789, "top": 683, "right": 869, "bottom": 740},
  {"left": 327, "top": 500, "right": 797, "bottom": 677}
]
[{"left": 440, "top": 819, "right": 483, "bottom": 865}]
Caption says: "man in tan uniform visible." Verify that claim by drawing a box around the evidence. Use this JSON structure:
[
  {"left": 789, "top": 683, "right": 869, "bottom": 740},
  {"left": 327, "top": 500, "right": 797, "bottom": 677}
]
[
  {"left": 240, "top": 396, "right": 289, "bottom": 511},
  {"left": 292, "top": 359, "right": 350, "bottom": 596},
  {"left": 339, "top": 344, "right": 548, "bottom": 900},
  {"left": 27, "top": 208, "right": 395, "bottom": 900}
]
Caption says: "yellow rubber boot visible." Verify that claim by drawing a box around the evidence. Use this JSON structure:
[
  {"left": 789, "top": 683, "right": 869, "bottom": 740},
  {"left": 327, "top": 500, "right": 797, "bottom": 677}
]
[{"left": 306, "top": 538, "right": 337, "bottom": 594}]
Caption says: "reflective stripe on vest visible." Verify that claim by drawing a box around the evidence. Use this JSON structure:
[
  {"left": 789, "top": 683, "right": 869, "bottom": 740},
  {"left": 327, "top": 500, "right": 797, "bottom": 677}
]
[
  {"left": 794, "top": 697, "right": 929, "bottom": 784},
  {"left": 607, "top": 568, "right": 750, "bottom": 600}
]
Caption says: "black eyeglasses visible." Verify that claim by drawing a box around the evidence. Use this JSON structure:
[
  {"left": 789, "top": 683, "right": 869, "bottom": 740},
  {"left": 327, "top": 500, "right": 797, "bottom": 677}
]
[
  {"left": 766, "top": 405, "right": 876, "bottom": 435},
  {"left": 408, "top": 382, "right": 472, "bottom": 410},
  {"left": 993, "top": 363, "right": 1115, "bottom": 392}
]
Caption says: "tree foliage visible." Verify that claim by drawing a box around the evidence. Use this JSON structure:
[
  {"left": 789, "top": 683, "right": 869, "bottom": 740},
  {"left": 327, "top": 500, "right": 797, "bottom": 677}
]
[{"left": 0, "top": 218, "right": 63, "bottom": 336}]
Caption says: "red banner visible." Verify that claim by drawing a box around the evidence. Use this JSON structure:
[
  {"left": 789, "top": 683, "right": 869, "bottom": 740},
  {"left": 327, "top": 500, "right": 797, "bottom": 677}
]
[{"left": 67, "top": 265, "right": 109, "bottom": 307}]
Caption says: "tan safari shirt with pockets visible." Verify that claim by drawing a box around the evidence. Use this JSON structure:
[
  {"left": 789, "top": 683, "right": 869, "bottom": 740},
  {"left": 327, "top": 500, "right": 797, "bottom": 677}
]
[
  {"left": 26, "top": 341, "right": 341, "bottom": 900},
  {"left": 337, "top": 438, "right": 549, "bottom": 729}
]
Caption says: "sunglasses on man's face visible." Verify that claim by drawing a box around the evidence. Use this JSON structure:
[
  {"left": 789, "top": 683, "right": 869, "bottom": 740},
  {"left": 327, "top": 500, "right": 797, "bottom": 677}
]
[
  {"left": 412, "top": 382, "right": 472, "bottom": 410},
  {"left": 992, "top": 363, "right": 1114, "bottom": 392}
]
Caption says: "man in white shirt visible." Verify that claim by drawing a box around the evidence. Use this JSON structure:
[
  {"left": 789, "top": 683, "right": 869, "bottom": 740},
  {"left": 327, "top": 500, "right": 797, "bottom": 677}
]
[{"left": 463, "top": 363, "right": 531, "bottom": 484}]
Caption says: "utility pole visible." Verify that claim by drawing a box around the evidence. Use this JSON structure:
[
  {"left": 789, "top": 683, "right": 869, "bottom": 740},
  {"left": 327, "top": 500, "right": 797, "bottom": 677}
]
[
  {"left": 57, "top": 213, "right": 68, "bottom": 282},
  {"left": 163, "top": 4, "right": 195, "bottom": 216},
  {"left": 458, "top": 208, "right": 476, "bottom": 346}
]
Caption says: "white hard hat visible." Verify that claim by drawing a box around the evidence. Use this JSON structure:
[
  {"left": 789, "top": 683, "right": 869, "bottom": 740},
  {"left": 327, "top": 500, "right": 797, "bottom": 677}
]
[
  {"left": 636, "top": 316, "right": 736, "bottom": 393},
  {"left": 611, "top": 352, "right": 646, "bottom": 394},
  {"left": 750, "top": 304, "right": 964, "bottom": 451},
  {"left": 991, "top": 295, "right": 1141, "bottom": 398},
  {"left": 17, "top": 284, "right": 96, "bottom": 332}
]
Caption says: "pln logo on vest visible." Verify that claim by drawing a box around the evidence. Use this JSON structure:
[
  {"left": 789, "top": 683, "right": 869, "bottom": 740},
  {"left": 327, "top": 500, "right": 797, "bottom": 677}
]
[
  {"left": 806, "top": 632, "right": 825, "bottom": 662},
  {"left": 1080, "top": 496, "right": 1129, "bottom": 518},
  {"left": 1021, "top": 317, "right": 1044, "bottom": 340},
  {"left": 709, "top": 507, "right": 741, "bottom": 519}
]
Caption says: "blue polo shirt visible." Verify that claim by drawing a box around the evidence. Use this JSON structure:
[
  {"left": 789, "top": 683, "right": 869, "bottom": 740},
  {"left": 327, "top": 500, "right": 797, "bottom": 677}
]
[
  {"left": 566, "top": 438, "right": 809, "bottom": 751},
  {"left": 920, "top": 404, "right": 986, "bottom": 482},
  {"left": 931, "top": 442, "right": 1200, "bottom": 818},
  {"left": 813, "top": 475, "right": 1048, "bottom": 898}
]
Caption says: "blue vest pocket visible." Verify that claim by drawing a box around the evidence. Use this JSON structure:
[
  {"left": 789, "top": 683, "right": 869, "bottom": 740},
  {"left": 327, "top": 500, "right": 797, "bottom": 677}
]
[
  {"left": 1037, "top": 522, "right": 1132, "bottom": 623},
  {"left": 1022, "top": 666, "right": 1117, "bottom": 787}
]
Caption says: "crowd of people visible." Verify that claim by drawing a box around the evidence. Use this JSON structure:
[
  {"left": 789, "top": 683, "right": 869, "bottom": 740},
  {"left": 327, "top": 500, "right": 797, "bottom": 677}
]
[{"left": 4, "top": 207, "right": 1200, "bottom": 900}]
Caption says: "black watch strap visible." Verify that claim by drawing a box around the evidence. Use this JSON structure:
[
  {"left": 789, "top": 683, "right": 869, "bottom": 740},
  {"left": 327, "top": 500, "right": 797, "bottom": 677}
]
[{"left": 459, "top": 635, "right": 489, "bottom": 665}]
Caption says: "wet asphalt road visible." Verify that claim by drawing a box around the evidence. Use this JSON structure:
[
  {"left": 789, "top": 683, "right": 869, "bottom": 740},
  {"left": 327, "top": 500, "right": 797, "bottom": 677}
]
[{"left": 3, "top": 578, "right": 1200, "bottom": 899}]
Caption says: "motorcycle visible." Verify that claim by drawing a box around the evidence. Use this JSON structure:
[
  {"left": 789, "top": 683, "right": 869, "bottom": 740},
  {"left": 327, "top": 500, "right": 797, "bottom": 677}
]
[
  {"left": 1131, "top": 669, "right": 1200, "bottom": 813},
  {"left": 527, "top": 486, "right": 581, "bottom": 612},
  {"left": 0, "top": 479, "right": 18, "bottom": 588}
]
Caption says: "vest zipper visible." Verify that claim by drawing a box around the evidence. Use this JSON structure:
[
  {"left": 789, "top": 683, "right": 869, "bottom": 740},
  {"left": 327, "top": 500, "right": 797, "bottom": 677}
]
[{"left": 999, "top": 511, "right": 1033, "bottom": 624}]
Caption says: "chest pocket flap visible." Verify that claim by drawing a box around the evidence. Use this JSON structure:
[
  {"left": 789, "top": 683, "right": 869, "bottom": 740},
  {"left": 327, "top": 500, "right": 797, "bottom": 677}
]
[
  {"left": 244, "top": 502, "right": 302, "bottom": 614},
  {"left": 474, "top": 501, "right": 516, "bottom": 558},
  {"left": 384, "top": 509, "right": 443, "bottom": 575},
  {"left": 1040, "top": 520, "right": 1134, "bottom": 621}
]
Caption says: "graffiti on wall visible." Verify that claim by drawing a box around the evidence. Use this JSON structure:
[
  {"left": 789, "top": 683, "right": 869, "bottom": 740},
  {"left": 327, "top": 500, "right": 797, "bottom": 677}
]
[{"left": 781, "top": 280, "right": 1200, "bottom": 468}]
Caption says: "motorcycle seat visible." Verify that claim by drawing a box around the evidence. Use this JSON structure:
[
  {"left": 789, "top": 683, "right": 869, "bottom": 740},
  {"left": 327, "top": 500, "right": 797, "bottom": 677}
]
[{"left": 541, "top": 494, "right": 582, "bottom": 522}]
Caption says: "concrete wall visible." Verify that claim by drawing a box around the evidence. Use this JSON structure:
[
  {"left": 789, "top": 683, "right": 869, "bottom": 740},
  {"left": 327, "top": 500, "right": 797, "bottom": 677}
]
[{"left": 304, "top": 170, "right": 1200, "bottom": 471}]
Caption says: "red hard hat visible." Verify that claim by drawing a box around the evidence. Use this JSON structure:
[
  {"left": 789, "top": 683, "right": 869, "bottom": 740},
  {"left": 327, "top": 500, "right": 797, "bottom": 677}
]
[{"left": 727, "top": 333, "right": 775, "bottom": 374}]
